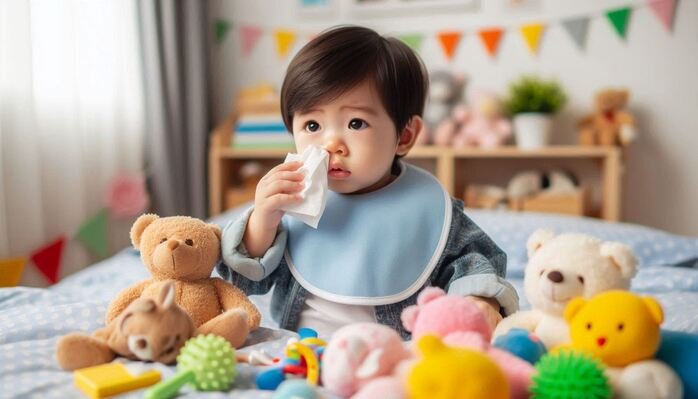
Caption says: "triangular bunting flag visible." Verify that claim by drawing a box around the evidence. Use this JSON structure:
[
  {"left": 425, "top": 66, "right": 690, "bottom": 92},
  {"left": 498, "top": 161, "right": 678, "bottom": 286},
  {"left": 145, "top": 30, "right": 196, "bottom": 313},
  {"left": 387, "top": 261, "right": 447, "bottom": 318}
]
[
  {"left": 274, "top": 30, "right": 296, "bottom": 59},
  {"left": 213, "top": 19, "right": 231, "bottom": 45},
  {"left": 437, "top": 31, "right": 462, "bottom": 61},
  {"left": 648, "top": 0, "right": 677, "bottom": 32},
  {"left": 478, "top": 28, "right": 504, "bottom": 58},
  {"left": 606, "top": 7, "right": 632, "bottom": 39},
  {"left": 520, "top": 23, "right": 546, "bottom": 55},
  {"left": 0, "top": 257, "right": 26, "bottom": 287},
  {"left": 398, "top": 33, "right": 425, "bottom": 52},
  {"left": 76, "top": 209, "right": 108, "bottom": 258},
  {"left": 31, "top": 236, "right": 66, "bottom": 284},
  {"left": 562, "top": 16, "right": 590, "bottom": 50},
  {"left": 240, "top": 25, "right": 263, "bottom": 57}
]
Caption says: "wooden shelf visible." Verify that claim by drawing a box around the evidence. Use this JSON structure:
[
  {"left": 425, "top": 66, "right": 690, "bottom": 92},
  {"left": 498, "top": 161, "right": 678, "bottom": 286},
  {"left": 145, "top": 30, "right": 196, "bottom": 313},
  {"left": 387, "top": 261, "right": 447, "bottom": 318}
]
[{"left": 209, "top": 143, "right": 623, "bottom": 222}]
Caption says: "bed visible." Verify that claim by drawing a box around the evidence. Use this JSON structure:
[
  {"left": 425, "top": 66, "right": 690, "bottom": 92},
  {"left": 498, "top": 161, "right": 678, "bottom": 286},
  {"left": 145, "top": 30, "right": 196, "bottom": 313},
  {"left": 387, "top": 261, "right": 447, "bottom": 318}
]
[{"left": 1, "top": 207, "right": 697, "bottom": 398}]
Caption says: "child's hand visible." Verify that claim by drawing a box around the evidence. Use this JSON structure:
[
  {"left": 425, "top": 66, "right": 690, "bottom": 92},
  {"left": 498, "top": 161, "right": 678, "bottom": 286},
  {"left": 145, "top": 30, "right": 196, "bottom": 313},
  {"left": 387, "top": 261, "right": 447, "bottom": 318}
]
[
  {"left": 467, "top": 295, "right": 503, "bottom": 332},
  {"left": 244, "top": 161, "right": 305, "bottom": 258}
]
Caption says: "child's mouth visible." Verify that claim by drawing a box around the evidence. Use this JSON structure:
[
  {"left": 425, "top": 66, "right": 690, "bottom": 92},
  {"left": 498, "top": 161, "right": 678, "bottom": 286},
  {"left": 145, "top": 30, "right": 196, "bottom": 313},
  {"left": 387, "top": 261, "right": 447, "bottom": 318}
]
[{"left": 328, "top": 167, "right": 351, "bottom": 179}]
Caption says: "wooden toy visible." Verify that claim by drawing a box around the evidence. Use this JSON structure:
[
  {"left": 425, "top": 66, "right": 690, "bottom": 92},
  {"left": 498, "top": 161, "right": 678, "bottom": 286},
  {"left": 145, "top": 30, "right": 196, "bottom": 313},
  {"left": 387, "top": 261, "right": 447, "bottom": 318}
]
[{"left": 74, "top": 363, "right": 161, "bottom": 399}]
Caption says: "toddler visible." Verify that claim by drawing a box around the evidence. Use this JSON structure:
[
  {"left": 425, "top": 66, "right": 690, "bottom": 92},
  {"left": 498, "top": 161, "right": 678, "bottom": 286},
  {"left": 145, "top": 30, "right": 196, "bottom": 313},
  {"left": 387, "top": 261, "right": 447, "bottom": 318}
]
[{"left": 218, "top": 25, "right": 518, "bottom": 338}]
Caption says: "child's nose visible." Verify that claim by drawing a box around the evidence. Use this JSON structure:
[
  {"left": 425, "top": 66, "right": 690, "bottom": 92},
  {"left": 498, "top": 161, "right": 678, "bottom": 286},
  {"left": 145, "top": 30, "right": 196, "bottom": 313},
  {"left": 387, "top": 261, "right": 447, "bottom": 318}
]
[{"left": 324, "top": 137, "right": 347, "bottom": 156}]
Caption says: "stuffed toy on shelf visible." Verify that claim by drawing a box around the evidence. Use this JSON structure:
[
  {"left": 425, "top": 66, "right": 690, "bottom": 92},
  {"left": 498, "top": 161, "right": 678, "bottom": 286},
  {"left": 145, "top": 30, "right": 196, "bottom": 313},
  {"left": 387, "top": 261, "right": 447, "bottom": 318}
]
[
  {"left": 420, "top": 70, "right": 467, "bottom": 145},
  {"left": 104, "top": 214, "right": 261, "bottom": 348},
  {"left": 433, "top": 89, "right": 511, "bottom": 148},
  {"left": 578, "top": 89, "right": 637, "bottom": 147},
  {"left": 56, "top": 282, "right": 195, "bottom": 370},
  {"left": 493, "top": 229, "right": 637, "bottom": 349}
]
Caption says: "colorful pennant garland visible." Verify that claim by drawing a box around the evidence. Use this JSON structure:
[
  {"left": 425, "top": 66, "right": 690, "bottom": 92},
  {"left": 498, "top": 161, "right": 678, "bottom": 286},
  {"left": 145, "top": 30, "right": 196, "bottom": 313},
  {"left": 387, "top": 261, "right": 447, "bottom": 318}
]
[
  {"left": 606, "top": 7, "right": 633, "bottom": 39},
  {"left": 274, "top": 30, "right": 296, "bottom": 59},
  {"left": 520, "top": 23, "right": 546, "bottom": 54},
  {"left": 398, "top": 33, "right": 425, "bottom": 52},
  {"left": 76, "top": 209, "right": 109, "bottom": 258},
  {"left": 219, "top": 2, "right": 677, "bottom": 61},
  {"left": 478, "top": 28, "right": 504, "bottom": 58},
  {"left": 30, "top": 236, "right": 66, "bottom": 285},
  {"left": 437, "top": 31, "right": 462, "bottom": 61},
  {"left": 0, "top": 257, "right": 26, "bottom": 287},
  {"left": 562, "top": 17, "right": 591, "bottom": 50},
  {"left": 214, "top": 19, "right": 231, "bottom": 45},
  {"left": 647, "top": 0, "right": 677, "bottom": 32}
]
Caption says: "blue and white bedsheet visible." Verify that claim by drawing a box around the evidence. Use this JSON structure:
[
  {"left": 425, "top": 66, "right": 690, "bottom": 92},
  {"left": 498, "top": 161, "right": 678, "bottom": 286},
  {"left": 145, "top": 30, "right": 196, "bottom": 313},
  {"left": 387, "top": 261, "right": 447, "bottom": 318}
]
[{"left": 1, "top": 208, "right": 697, "bottom": 398}]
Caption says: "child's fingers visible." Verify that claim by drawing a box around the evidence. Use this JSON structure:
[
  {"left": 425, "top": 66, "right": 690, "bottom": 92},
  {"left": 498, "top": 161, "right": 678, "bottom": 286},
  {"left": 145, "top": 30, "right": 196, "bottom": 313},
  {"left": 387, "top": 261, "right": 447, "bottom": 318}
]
[
  {"left": 266, "top": 193, "right": 303, "bottom": 208},
  {"left": 267, "top": 161, "right": 303, "bottom": 176},
  {"left": 266, "top": 171, "right": 305, "bottom": 184},
  {"left": 260, "top": 180, "right": 304, "bottom": 198}
]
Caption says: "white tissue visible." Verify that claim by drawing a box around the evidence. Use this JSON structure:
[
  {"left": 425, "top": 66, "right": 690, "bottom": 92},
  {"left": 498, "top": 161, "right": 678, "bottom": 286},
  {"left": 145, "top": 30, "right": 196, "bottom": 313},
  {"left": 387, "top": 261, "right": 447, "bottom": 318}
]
[{"left": 280, "top": 145, "right": 329, "bottom": 229}]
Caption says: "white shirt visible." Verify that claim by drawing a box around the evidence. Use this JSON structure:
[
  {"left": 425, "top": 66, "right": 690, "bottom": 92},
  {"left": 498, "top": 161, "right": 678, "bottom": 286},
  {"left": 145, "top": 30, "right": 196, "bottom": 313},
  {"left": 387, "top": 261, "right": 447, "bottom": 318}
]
[{"left": 297, "top": 293, "right": 377, "bottom": 339}]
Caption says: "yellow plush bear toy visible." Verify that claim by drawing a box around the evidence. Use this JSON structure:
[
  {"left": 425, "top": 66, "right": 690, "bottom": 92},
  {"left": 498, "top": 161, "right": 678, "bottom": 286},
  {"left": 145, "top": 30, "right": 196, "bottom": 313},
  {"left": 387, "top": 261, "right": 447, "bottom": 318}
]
[
  {"left": 563, "top": 290, "right": 683, "bottom": 399},
  {"left": 407, "top": 335, "right": 509, "bottom": 399},
  {"left": 105, "top": 214, "right": 261, "bottom": 348}
]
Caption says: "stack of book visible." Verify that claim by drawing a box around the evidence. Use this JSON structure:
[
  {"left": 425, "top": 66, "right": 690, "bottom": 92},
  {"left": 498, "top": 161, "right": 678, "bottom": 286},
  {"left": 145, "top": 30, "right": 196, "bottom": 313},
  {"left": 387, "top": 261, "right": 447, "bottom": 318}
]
[{"left": 232, "top": 114, "right": 294, "bottom": 150}]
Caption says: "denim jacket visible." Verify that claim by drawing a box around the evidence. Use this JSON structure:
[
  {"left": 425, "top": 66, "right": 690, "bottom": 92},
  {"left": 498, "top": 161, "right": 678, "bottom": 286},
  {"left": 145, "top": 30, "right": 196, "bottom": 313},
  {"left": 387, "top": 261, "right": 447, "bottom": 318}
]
[{"left": 218, "top": 198, "right": 519, "bottom": 339}]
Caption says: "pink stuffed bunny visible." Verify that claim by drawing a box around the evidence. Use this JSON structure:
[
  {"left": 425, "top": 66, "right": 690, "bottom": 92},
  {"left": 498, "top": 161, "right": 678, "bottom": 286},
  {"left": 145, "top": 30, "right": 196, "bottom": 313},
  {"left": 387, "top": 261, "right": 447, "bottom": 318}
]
[
  {"left": 322, "top": 323, "right": 412, "bottom": 398},
  {"left": 452, "top": 89, "right": 512, "bottom": 148},
  {"left": 402, "top": 287, "right": 533, "bottom": 399}
]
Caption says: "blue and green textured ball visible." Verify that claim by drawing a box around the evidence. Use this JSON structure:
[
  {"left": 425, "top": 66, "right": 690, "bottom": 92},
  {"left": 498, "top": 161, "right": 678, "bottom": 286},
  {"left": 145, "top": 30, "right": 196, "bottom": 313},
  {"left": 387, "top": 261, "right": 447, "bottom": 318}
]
[{"left": 531, "top": 350, "right": 612, "bottom": 399}]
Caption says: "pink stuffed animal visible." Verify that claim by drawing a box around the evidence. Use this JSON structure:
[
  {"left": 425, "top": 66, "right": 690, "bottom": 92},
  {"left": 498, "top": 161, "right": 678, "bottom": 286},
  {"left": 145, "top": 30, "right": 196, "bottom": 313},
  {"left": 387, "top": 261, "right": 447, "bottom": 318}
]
[
  {"left": 402, "top": 287, "right": 533, "bottom": 399},
  {"left": 322, "top": 323, "right": 412, "bottom": 398},
  {"left": 434, "top": 90, "right": 512, "bottom": 148}
]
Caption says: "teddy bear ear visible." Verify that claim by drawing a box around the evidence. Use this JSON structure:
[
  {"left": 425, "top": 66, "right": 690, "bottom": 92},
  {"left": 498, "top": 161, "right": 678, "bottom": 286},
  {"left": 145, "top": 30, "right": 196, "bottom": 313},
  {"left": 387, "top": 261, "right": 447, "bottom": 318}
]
[
  {"left": 641, "top": 296, "right": 664, "bottom": 325},
  {"left": 158, "top": 281, "right": 176, "bottom": 309},
  {"left": 417, "top": 286, "right": 446, "bottom": 306},
  {"left": 600, "top": 242, "right": 638, "bottom": 279},
  {"left": 527, "top": 229, "right": 555, "bottom": 258},
  {"left": 130, "top": 214, "right": 160, "bottom": 249},
  {"left": 208, "top": 223, "right": 222, "bottom": 241},
  {"left": 564, "top": 297, "right": 587, "bottom": 323}
]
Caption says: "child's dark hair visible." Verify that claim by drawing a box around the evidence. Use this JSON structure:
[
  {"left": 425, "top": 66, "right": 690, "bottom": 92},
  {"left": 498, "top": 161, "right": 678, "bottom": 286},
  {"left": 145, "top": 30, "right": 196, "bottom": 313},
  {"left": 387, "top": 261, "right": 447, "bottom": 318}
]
[{"left": 280, "top": 25, "right": 428, "bottom": 136}]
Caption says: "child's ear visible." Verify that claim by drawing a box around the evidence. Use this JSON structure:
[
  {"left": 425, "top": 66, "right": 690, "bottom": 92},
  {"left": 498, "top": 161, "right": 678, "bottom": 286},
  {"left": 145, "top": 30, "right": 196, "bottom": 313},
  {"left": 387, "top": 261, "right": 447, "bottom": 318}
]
[{"left": 396, "top": 116, "right": 423, "bottom": 156}]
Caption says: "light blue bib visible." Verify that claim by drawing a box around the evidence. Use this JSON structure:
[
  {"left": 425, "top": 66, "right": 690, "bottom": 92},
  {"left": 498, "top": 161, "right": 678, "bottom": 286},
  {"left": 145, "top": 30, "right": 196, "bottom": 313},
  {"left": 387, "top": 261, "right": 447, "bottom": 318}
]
[{"left": 283, "top": 162, "right": 452, "bottom": 305}]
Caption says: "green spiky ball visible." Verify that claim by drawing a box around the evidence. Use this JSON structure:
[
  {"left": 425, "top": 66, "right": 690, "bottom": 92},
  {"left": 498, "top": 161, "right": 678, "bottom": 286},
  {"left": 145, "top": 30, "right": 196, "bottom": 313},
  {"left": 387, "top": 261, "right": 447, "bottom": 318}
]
[
  {"left": 531, "top": 350, "right": 612, "bottom": 399},
  {"left": 177, "top": 334, "right": 237, "bottom": 391}
]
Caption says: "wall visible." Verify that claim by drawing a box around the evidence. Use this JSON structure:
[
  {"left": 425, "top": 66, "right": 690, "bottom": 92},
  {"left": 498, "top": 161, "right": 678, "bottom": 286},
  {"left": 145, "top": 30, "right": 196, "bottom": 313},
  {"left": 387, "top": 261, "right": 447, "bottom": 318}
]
[{"left": 209, "top": 0, "right": 698, "bottom": 236}]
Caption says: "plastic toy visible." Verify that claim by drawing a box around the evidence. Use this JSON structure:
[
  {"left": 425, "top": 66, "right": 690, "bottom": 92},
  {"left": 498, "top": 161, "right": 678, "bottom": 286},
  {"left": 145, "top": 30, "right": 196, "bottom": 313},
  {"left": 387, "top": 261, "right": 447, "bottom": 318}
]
[
  {"left": 564, "top": 290, "right": 684, "bottom": 399},
  {"left": 657, "top": 330, "right": 698, "bottom": 399},
  {"left": 530, "top": 350, "right": 612, "bottom": 399},
  {"left": 273, "top": 379, "right": 321, "bottom": 399},
  {"left": 493, "top": 328, "right": 547, "bottom": 364},
  {"left": 256, "top": 328, "right": 326, "bottom": 390},
  {"left": 407, "top": 335, "right": 509, "bottom": 399},
  {"left": 74, "top": 362, "right": 161, "bottom": 399},
  {"left": 144, "top": 334, "right": 237, "bottom": 399}
]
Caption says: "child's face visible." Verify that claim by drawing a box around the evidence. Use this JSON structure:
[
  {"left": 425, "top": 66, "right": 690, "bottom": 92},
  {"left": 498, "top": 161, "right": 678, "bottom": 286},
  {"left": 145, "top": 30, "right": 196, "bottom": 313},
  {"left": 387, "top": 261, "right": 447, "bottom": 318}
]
[{"left": 292, "top": 79, "right": 401, "bottom": 194}]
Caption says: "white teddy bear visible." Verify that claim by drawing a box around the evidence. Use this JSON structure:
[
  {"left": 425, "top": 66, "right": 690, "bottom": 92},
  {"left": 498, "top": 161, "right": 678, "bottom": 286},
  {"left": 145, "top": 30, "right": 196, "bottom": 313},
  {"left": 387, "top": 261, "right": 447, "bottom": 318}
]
[{"left": 493, "top": 229, "right": 637, "bottom": 348}]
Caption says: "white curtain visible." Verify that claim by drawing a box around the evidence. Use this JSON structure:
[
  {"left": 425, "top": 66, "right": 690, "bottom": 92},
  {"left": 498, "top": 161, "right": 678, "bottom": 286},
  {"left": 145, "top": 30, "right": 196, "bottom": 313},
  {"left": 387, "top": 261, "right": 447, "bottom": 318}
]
[{"left": 0, "top": 0, "right": 145, "bottom": 285}]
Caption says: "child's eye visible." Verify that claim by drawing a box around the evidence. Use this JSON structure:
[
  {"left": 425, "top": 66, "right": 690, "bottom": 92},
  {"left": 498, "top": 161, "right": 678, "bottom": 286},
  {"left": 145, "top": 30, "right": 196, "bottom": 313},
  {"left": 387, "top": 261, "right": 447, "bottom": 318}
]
[
  {"left": 348, "top": 118, "right": 368, "bottom": 130},
  {"left": 304, "top": 120, "right": 320, "bottom": 133}
]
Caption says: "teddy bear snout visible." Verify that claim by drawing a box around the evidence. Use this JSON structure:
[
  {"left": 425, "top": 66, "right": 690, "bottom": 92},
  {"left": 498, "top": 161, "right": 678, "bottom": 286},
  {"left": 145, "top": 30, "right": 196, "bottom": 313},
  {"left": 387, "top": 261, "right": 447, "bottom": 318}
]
[
  {"left": 127, "top": 335, "right": 154, "bottom": 360},
  {"left": 167, "top": 239, "right": 180, "bottom": 250},
  {"left": 547, "top": 270, "right": 564, "bottom": 283}
]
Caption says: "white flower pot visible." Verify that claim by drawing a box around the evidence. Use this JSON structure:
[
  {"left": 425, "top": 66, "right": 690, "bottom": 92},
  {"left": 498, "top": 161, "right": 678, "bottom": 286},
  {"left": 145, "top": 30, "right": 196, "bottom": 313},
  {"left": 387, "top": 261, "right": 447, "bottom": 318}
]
[{"left": 513, "top": 113, "right": 552, "bottom": 149}]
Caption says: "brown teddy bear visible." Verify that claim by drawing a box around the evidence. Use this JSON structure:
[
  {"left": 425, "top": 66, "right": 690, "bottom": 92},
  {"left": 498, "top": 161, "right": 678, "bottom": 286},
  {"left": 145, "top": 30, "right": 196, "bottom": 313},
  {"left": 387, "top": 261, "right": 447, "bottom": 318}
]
[
  {"left": 104, "top": 214, "right": 261, "bottom": 348},
  {"left": 578, "top": 89, "right": 637, "bottom": 146},
  {"left": 56, "top": 282, "right": 195, "bottom": 370}
]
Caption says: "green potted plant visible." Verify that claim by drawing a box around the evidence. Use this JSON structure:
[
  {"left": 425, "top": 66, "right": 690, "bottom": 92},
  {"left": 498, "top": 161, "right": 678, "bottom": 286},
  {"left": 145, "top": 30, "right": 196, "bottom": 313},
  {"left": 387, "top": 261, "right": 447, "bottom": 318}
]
[{"left": 505, "top": 75, "right": 567, "bottom": 149}]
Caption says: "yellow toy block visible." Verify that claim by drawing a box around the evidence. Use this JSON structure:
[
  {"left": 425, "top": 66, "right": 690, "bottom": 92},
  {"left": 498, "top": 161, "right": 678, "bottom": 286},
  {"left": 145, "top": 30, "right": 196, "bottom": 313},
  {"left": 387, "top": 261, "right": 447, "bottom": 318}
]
[{"left": 74, "top": 363, "right": 161, "bottom": 399}]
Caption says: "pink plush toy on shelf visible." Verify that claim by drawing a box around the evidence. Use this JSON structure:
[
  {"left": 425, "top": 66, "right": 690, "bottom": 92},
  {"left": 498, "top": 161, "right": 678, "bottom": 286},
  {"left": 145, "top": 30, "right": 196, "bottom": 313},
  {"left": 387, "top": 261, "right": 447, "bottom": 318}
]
[
  {"left": 401, "top": 287, "right": 533, "bottom": 399},
  {"left": 434, "top": 89, "right": 512, "bottom": 148}
]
